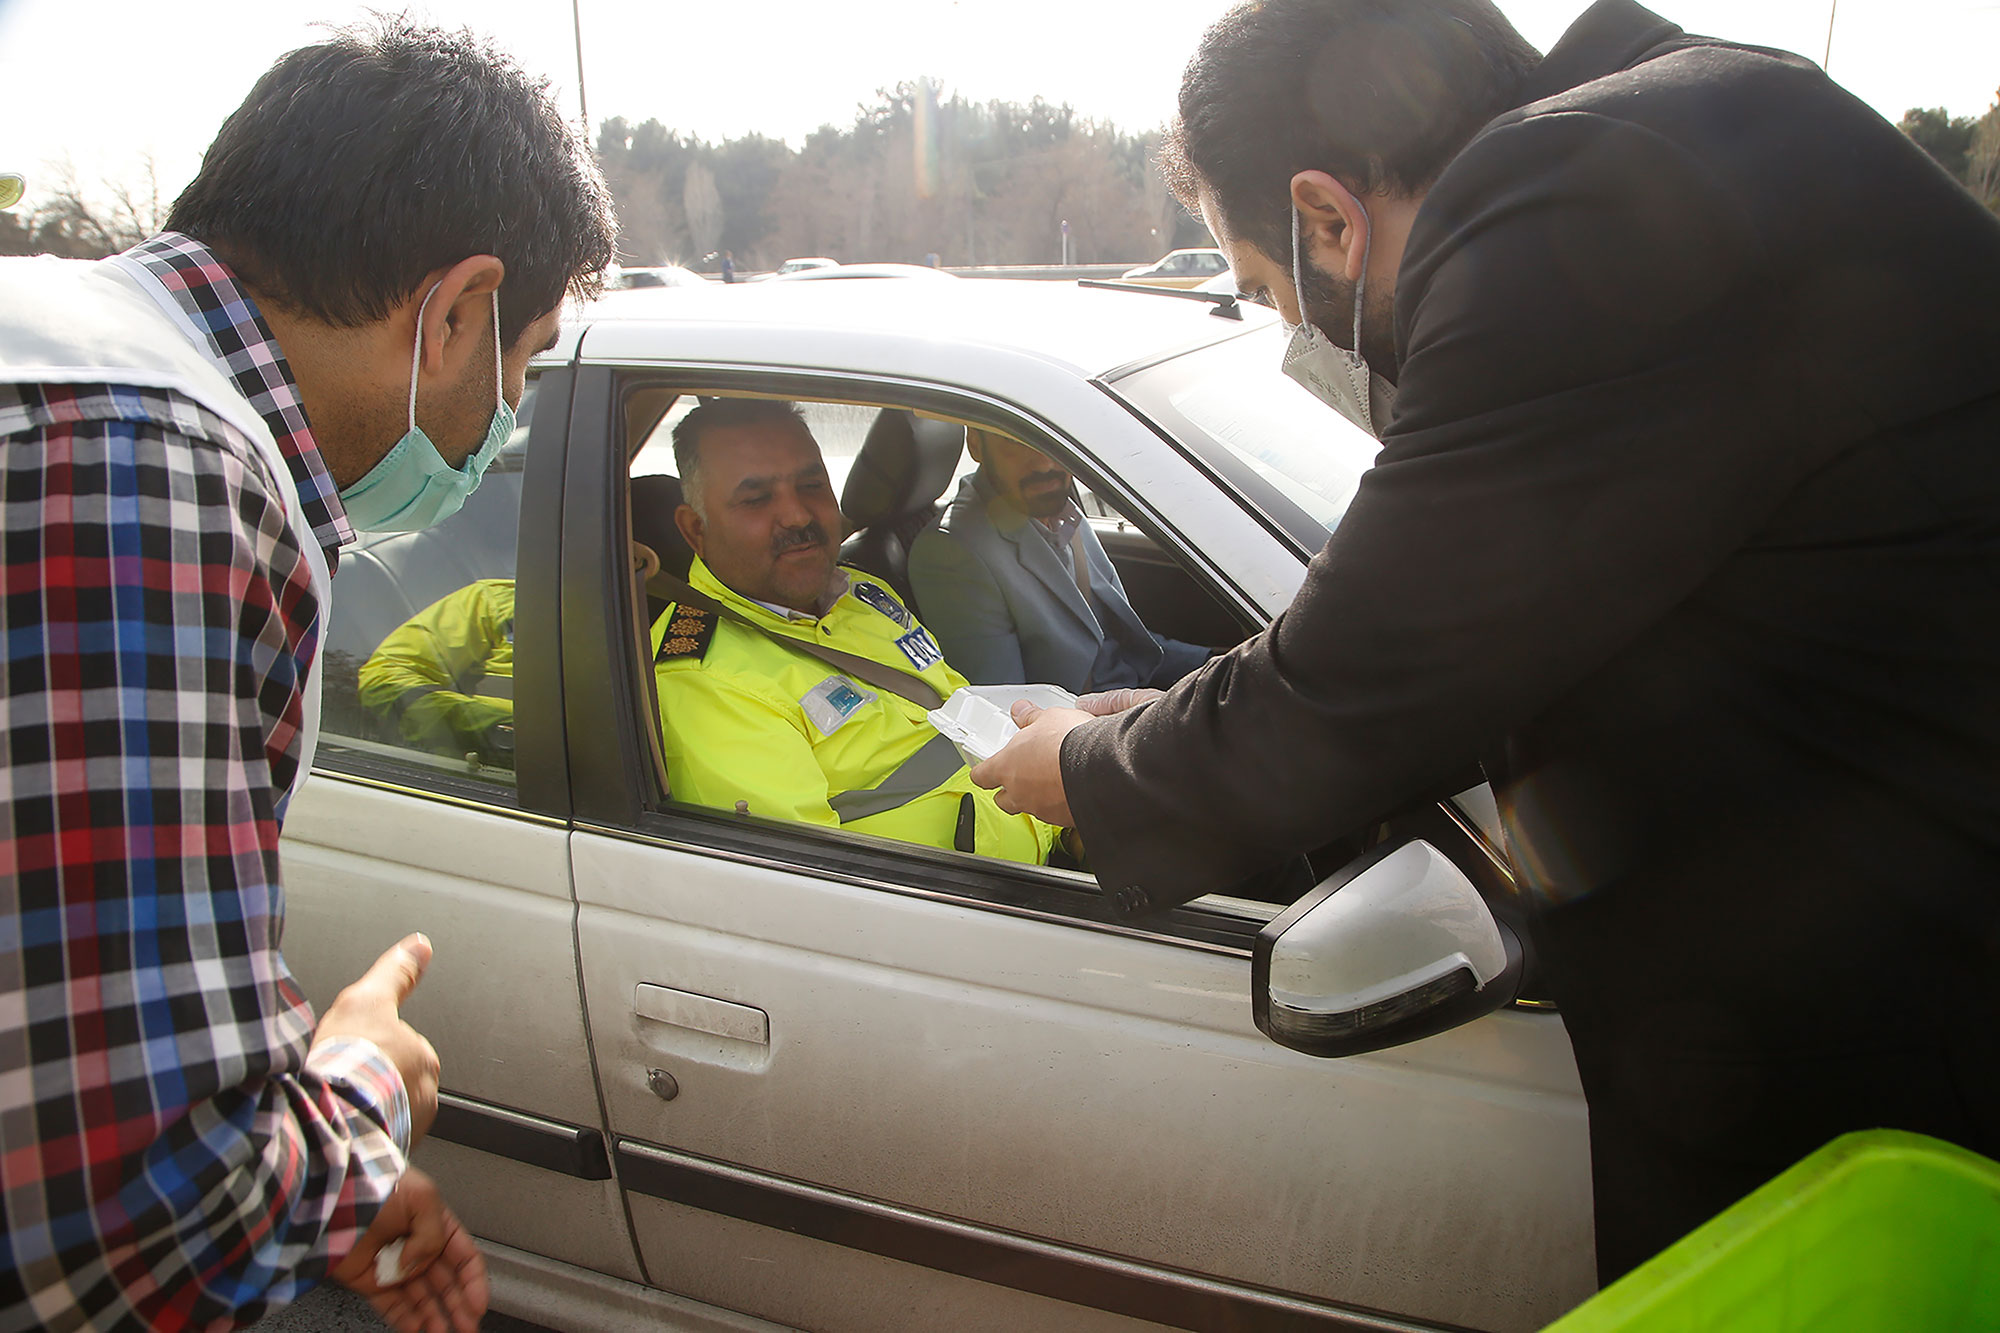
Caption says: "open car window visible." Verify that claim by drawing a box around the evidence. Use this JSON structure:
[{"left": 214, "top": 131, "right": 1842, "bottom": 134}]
[{"left": 612, "top": 380, "right": 1265, "bottom": 940}]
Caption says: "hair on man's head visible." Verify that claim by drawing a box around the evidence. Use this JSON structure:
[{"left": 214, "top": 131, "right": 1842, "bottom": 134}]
[
  {"left": 1158, "top": 0, "right": 1538, "bottom": 264},
  {"left": 670, "top": 398, "right": 812, "bottom": 515},
  {"left": 166, "top": 16, "right": 617, "bottom": 346}
]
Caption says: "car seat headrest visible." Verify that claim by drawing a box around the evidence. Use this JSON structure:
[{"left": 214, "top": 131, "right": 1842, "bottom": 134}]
[{"left": 841, "top": 410, "right": 964, "bottom": 529}]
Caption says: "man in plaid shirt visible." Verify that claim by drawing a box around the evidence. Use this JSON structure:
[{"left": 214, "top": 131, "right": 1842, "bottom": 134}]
[{"left": 0, "top": 21, "right": 614, "bottom": 1332}]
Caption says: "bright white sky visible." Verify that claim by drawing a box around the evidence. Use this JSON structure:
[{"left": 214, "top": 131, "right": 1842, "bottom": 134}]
[{"left": 3, "top": 0, "right": 1995, "bottom": 212}]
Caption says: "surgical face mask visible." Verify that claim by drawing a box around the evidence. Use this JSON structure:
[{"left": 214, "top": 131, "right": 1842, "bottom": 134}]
[
  {"left": 338, "top": 284, "right": 514, "bottom": 532},
  {"left": 1279, "top": 204, "right": 1398, "bottom": 438}
]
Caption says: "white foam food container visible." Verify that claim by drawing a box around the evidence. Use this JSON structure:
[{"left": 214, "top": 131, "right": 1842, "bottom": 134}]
[{"left": 927, "top": 684, "right": 1079, "bottom": 765}]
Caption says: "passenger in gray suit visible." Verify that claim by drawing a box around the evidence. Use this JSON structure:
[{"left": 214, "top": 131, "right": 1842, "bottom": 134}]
[{"left": 908, "top": 429, "right": 1211, "bottom": 692}]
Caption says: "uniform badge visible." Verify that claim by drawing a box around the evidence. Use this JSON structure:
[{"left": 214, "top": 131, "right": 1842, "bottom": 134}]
[
  {"left": 853, "top": 580, "right": 911, "bottom": 628},
  {"left": 894, "top": 627, "right": 943, "bottom": 671},
  {"left": 802, "top": 675, "right": 877, "bottom": 736},
  {"left": 655, "top": 604, "right": 716, "bottom": 662}
]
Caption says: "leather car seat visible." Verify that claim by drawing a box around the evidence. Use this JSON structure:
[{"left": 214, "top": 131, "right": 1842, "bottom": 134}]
[{"left": 838, "top": 409, "right": 964, "bottom": 612}]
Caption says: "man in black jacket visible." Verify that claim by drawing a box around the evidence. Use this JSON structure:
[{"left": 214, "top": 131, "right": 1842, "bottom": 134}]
[{"left": 973, "top": 0, "right": 2000, "bottom": 1281}]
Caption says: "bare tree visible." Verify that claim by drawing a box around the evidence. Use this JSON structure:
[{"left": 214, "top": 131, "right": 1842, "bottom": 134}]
[
  {"left": 683, "top": 161, "right": 723, "bottom": 261},
  {"left": 1969, "top": 91, "right": 2000, "bottom": 210},
  {"left": 20, "top": 157, "right": 157, "bottom": 258}
]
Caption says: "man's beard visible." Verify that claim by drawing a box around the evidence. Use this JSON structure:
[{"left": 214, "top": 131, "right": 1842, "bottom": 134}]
[
  {"left": 1300, "top": 258, "right": 1399, "bottom": 382},
  {"left": 1018, "top": 470, "right": 1072, "bottom": 518}
]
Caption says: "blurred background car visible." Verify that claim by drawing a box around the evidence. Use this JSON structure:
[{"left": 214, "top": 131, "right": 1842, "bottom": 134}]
[
  {"left": 602, "top": 263, "right": 710, "bottom": 290},
  {"left": 774, "top": 255, "right": 839, "bottom": 275},
  {"left": 769, "top": 261, "right": 959, "bottom": 281},
  {"left": 1120, "top": 246, "right": 1231, "bottom": 287}
]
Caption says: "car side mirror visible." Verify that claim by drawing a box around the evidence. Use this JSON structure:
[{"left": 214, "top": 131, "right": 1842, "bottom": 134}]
[{"left": 1253, "top": 839, "right": 1523, "bottom": 1058}]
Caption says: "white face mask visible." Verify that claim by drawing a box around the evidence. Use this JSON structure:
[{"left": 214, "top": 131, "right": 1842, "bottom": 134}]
[{"left": 1279, "top": 202, "right": 1398, "bottom": 438}]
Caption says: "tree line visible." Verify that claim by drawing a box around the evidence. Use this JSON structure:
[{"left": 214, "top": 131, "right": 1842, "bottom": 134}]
[
  {"left": 596, "top": 82, "right": 1207, "bottom": 271},
  {"left": 6, "top": 82, "right": 1996, "bottom": 267},
  {"left": 1900, "top": 95, "right": 2000, "bottom": 211}
]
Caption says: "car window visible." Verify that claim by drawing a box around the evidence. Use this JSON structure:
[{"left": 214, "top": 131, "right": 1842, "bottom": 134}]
[
  {"left": 614, "top": 381, "right": 1256, "bottom": 930},
  {"left": 314, "top": 376, "right": 537, "bottom": 793}
]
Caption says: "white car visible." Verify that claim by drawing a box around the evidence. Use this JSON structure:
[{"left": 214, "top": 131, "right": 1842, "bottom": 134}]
[
  {"left": 769, "top": 261, "right": 957, "bottom": 281},
  {"left": 603, "top": 264, "right": 711, "bottom": 290},
  {"left": 1121, "top": 247, "right": 1233, "bottom": 287},
  {"left": 283, "top": 278, "right": 1593, "bottom": 1333},
  {"left": 775, "top": 255, "right": 840, "bottom": 275}
]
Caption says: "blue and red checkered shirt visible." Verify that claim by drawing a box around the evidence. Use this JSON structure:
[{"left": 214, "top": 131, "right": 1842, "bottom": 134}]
[{"left": 0, "top": 237, "right": 406, "bottom": 1330}]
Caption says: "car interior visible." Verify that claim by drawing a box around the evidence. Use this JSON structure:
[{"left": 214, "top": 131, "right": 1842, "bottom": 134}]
[{"left": 616, "top": 387, "right": 1257, "bottom": 861}]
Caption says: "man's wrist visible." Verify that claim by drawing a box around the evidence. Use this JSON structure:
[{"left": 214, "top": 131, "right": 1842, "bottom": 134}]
[{"left": 307, "top": 1036, "right": 414, "bottom": 1155}]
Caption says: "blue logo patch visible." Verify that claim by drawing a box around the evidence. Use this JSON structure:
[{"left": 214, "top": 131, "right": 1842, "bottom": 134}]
[
  {"left": 895, "top": 627, "right": 943, "bottom": 671},
  {"left": 854, "top": 580, "right": 910, "bottom": 628},
  {"left": 802, "top": 674, "right": 877, "bottom": 736}
]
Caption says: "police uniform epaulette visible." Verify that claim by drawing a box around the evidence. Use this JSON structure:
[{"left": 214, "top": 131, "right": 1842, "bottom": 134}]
[{"left": 655, "top": 603, "right": 717, "bottom": 663}]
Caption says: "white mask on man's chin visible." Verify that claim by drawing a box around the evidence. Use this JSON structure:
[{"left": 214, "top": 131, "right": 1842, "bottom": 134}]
[{"left": 1279, "top": 203, "right": 1398, "bottom": 438}]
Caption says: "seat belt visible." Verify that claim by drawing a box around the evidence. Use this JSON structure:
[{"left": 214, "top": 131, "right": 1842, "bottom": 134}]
[
  {"left": 647, "top": 568, "right": 945, "bottom": 711},
  {"left": 1067, "top": 530, "right": 1093, "bottom": 602}
]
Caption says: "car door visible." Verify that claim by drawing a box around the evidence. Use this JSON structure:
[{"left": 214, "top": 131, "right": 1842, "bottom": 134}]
[
  {"left": 556, "top": 348, "right": 1594, "bottom": 1333},
  {"left": 278, "top": 365, "right": 644, "bottom": 1286}
]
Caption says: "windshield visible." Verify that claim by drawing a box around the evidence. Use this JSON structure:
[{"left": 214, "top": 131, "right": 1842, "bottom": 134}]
[{"left": 1107, "top": 324, "right": 1381, "bottom": 550}]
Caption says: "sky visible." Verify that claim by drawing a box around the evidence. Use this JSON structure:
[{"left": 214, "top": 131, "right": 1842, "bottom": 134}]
[{"left": 3, "top": 0, "right": 1996, "bottom": 214}]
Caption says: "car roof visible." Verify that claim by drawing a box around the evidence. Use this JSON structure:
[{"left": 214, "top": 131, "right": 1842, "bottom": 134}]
[{"left": 550, "top": 277, "right": 1274, "bottom": 380}]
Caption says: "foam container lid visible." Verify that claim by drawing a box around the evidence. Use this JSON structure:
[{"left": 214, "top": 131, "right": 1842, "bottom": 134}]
[{"left": 928, "top": 683, "right": 1079, "bottom": 765}]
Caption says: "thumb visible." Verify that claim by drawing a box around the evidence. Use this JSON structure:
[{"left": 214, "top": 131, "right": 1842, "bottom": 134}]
[
  {"left": 362, "top": 933, "right": 433, "bottom": 1007},
  {"left": 1009, "top": 699, "right": 1045, "bottom": 726}
]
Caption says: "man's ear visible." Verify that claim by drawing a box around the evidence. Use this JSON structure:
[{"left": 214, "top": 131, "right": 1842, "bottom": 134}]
[
  {"left": 673, "top": 503, "right": 706, "bottom": 558},
  {"left": 412, "top": 254, "right": 508, "bottom": 379},
  {"left": 1289, "top": 171, "right": 1369, "bottom": 283},
  {"left": 964, "top": 429, "right": 987, "bottom": 465}
]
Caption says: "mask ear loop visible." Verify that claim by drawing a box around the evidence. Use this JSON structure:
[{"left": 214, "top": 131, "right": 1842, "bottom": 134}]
[
  {"left": 491, "top": 291, "right": 504, "bottom": 412},
  {"left": 408, "top": 281, "right": 443, "bottom": 433},
  {"left": 1292, "top": 192, "right": 1372, "bottom": 361},
  {"left": 1289, "top": 205, "right": 1306, "bottom": 326},
  {"left": 1350, "top": 201, "right": 1370, "bottom": 363}
]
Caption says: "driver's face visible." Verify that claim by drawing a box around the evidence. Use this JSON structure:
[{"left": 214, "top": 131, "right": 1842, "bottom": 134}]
[{"left": 680, "top": 420, "right": 843, "bottom": 614}]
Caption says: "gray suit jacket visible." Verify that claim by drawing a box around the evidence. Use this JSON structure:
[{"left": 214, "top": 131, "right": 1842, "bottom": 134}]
[{"left": 908, "top": 473, "right": 1209, "bottom": 693}]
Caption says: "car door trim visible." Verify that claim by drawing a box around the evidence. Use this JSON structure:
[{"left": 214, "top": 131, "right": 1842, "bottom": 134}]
[
  {"left": 429, "top": 1090, "right": 613, "bottom": 1181},
  {"left": 612, "top": 1140, "right": 1463, "bottom": 1333},
  {"left": 302, "top": 764, "right": 570, "bottom": 829},
  {"left": 576, "top": 816, "right": 1265, "bottom": 957}
]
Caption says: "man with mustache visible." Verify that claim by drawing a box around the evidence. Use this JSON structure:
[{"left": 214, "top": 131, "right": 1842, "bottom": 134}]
[
  {"left": 651, "top": 399, "right": 1062, "bottom": 864},
  {"left": 909, "top": 429, "right": 1211, "bottom": 693}
]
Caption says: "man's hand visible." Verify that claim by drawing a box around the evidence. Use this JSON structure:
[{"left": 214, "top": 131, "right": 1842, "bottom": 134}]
[
  {"left": 969, "top": 702, "right": 1095, "bottom": 826},
  {"left": 330, "top": 1166, "right": 489, "bottom": 1333},
  {"left": 313, "top": 934, "right": 442, "bottom": 1143}
]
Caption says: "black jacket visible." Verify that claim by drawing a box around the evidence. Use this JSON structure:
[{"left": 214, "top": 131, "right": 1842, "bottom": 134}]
[{"left": 1065, "top": 0, "right": 2000, "bottom": 1269}]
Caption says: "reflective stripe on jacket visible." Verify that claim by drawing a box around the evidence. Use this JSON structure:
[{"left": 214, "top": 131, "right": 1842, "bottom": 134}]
[{"left": 652, "top": 558, "right": 1059, "bottom": 864}]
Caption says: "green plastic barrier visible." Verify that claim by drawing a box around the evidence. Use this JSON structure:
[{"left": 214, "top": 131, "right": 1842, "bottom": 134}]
[{"left": 1543, "top": 1131, "right": 2000, "bottom": 1332}]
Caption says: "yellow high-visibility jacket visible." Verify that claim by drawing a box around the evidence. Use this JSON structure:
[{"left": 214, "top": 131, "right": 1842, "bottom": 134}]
[
  {"left": 651, "top": 558, "right": 1060, "bottom": 864},
  {"left": 358, "top": 578, "right": 516, "bottom": 760}
]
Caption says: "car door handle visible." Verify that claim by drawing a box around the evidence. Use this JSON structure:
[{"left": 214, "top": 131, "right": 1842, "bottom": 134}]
[{"left": 634, "top": 983, "right": 769, "bottom": 1046}]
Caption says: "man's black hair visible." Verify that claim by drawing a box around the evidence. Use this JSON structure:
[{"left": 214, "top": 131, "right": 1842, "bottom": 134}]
[
  {"left": 672, "top": 399, "right": 811, "bottom": 510},
  {"left": 166, "top": 17, "right": 617, "bottom": 346},
  {"left": 1159, "top": 0, "right": 1540, "bottom": 264}
]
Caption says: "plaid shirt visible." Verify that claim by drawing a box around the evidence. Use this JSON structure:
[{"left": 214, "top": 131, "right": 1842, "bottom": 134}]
[{"left": 0, "top": 239, "right": 406, "bottom": 1331}]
